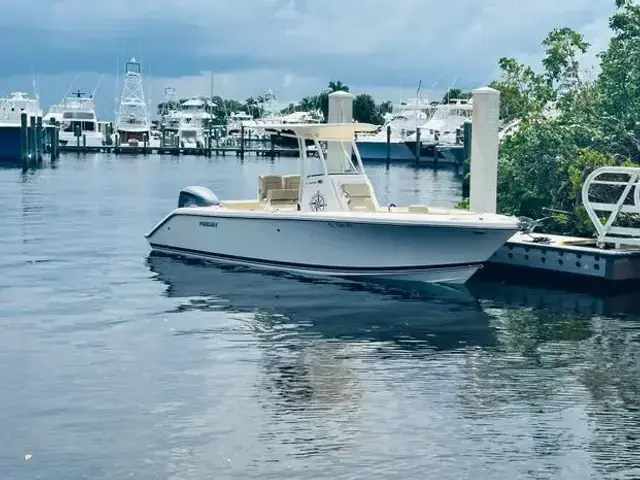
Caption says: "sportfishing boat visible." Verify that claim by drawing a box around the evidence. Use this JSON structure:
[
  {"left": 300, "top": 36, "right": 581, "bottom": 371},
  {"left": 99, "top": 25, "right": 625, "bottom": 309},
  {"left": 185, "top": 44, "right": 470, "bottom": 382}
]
[
  {"left": 115, "top": 58, "right": 151, "bottom": 147},
  {"left": 51, "top": 89, "right": 104, "bottom": 147},
  {"left": 145, "top": 123, "right": 519, "bottom": 284}
]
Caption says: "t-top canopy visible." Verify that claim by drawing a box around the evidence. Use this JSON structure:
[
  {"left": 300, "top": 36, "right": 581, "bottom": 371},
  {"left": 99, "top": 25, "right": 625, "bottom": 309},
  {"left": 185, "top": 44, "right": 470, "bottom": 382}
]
[{"left": 259, "top": 122, "right": 378, "bottom": 141}]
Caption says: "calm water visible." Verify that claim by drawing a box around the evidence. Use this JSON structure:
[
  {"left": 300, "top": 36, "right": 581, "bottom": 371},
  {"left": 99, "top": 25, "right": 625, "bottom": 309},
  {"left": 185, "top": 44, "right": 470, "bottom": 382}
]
[{"left": 1, "top": 154, "right": 640, "bottom": 479}]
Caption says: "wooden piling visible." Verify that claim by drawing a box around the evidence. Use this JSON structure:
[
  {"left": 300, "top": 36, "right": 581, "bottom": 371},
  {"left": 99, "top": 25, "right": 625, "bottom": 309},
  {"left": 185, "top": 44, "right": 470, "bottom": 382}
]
[
  {"left": 51, "top": 122, "right": 59, "bottom": 162},
  {"left": 462, "top": 120, "right": 472, "bottom": 198},
  {"left": 270, "top": 133, "right": 275, "bottom": 159},
  {"left": 240, "top": 124, "right": 245, "bottom": 159},
  {"left": 20, "top": 112, "right": 28, "bottom": 164},
  {"left": 29, "top": 116, "right": 36, "bottom": 160},
  {"left": 386, "top": 125, "right": 391, "bottom": 166},
  {"left": 35, "top": 116, "right": 43, "bottom": 161},
  {"left": 75, "top": 124, "right": 81, "bottom": 150},
  {"left": 414, "top": 127, "right": 421, "bottom": 164}
]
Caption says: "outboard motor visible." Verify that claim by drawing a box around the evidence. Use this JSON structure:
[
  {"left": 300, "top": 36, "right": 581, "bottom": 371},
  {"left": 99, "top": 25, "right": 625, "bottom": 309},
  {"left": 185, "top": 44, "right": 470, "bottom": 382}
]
[{"left": 178, "top": 186, "right": 220, "bottom": 208}]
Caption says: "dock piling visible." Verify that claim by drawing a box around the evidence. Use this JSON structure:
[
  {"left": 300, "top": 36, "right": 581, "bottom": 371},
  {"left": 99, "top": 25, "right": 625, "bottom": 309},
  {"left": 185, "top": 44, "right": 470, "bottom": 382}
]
[
  {"left": 20, "top": 112, "right": 28, "bottom": 164},
  {"left": 414, "top": 127, "right": 421, "bottom": 165},
  {"left": 36, "top": 116, "right": 43, "bottom": 161},
  {"left": 386, "top": 125, "right": 391, "bottom": 167},
  {"left": 29, "top": 116, "right": 36, "bottom": 160},
  {"left": 469, "top": 87, "right": 500, "bottom": 214},
  {"left": 240, "top": 125, "right": 245, "bottom": 159}
]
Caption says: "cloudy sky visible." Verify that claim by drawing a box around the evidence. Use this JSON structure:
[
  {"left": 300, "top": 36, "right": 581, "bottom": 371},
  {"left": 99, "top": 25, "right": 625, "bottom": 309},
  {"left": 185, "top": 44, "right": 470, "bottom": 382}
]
[{"left": 0, "top": 0, "right": 616, "bottom": 118}]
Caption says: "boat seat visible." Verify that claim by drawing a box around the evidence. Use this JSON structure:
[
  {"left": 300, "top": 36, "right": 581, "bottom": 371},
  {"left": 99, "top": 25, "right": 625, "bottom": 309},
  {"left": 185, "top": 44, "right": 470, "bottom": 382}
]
[
  {"left": 282, "top": 174, "right": 301, "bottom": 193},
  {"left": 408, "top": 204, "right": 430, "bottom": 213},
  {"left": 341, "top": 183, "right": 375, "bottom": 211},
  {"left": 267, "top": 188, "right": 299, "bottom": 206},
  {"left": 258, "top": 175, "right": 283, "bottom": 202}
]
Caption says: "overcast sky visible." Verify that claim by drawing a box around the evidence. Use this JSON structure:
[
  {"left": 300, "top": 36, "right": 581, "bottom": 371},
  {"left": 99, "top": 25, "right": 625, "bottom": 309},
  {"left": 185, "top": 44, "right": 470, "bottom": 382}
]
[{"left": 0, "top": 0, "right": 616, "bottom": 117}]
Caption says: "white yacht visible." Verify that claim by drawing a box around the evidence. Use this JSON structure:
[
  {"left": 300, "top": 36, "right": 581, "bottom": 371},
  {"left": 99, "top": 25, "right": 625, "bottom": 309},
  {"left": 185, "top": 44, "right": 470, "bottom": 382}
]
[
  {"left": 146, "top": 123, "right": 519, "bottom": 285},
  {"left": 115, "top": 57, "right": 151, "bottom": 146},
  {"left": 226, "top": 111, "right": 254, "bottom": 136},
  {"left": 177, "top": 97, "right": 211, "bottom": 147},
  {"left": 404, "top": 98, "right": 473, "bottom": 162},
  {"left": 46, "top": 90, "right": 104, "bottom": 147},
  {"left": 0, "top": 91, "right": 43, "bottom": 161},
  {"left": 356, "top": 97, "right": 430, "bottom": 161},
  {"left": 0, "top": 91, "right": 42, "bottom": 125}
]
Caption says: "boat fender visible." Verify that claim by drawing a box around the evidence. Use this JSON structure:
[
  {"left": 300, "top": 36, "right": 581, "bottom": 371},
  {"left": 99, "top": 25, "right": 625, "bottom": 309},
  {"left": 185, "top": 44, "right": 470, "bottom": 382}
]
[{"left": 178, "top": 186, "right": 220, "bottom": 208}]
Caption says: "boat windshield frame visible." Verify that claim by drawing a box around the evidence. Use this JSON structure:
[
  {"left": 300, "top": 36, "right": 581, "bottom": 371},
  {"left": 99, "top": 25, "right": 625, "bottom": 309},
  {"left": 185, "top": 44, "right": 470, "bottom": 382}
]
[{"left": 298, "top": 135, "right": 366, "bottom": 180}]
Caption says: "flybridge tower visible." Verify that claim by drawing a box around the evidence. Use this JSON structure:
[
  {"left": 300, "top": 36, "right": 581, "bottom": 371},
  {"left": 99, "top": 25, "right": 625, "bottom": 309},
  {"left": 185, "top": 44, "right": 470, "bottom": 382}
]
[{"left": 115, "top": 57, "right": 151, "bottom": 143}]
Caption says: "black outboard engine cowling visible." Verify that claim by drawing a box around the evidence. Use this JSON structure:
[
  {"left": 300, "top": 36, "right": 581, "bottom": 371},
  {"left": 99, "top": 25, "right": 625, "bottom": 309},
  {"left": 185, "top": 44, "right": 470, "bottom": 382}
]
[{"left": 178, "top": 186, "right": 220, "bottom": 208}]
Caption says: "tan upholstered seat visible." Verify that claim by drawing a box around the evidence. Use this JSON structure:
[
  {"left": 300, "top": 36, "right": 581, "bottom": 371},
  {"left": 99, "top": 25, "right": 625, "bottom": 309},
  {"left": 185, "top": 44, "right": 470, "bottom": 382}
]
[
  {"left": 267, "top": 188, "right": 299, "bottom": 206},
  {"left": 282, "top": 174, "right": 301, "bottom": 193},
  {"left": 258, "top": 175, "right": 283, "bottom": 202},
  {"left": 341, "top": 183, "right": 375, "bottom": 211},
  {"left": 408, "top": 204, "right": 430, "bottom": 213}
]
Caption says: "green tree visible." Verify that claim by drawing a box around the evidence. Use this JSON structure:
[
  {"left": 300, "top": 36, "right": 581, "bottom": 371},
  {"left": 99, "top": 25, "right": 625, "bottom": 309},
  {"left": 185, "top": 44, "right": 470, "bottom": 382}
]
[
  {"left": 441, "top": 89, "right": 472, "bottom": 103},
  {"left": 493, "top": 1, "right": 640, "bottom": 237},
  {"left": 327, "top": 80, "right": 349, "bottom": 93},
  {"left": 597, "top": 0, "right": 640, "bottom": 162},
  {"left": 353, "top": 93, "right": 382, "bottom": 124}
]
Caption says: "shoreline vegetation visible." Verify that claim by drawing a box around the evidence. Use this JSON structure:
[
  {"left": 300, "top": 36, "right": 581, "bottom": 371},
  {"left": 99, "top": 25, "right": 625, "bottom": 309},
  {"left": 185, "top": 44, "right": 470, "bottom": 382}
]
[
  {"left": 157, "top": 0, "right": 638, "bottom": 238},
  {"left": 490, "top": 0, "right": 639, "bottom": 236}
]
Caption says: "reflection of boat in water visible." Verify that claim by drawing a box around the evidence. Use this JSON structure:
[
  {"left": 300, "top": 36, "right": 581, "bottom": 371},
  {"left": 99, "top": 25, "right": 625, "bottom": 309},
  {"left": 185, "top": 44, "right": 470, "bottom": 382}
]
[
  {"left": 147, "top": 252, "right": 640, "bottom": 348},
  {"left": 146, "top": 253, "right": 497, "bottom": 352}
]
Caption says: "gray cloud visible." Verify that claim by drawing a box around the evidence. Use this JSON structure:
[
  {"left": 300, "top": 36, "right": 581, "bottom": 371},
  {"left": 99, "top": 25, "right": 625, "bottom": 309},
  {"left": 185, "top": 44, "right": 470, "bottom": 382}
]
[{"left": 0, "top": 0, "right": 616, "bottom": 112}]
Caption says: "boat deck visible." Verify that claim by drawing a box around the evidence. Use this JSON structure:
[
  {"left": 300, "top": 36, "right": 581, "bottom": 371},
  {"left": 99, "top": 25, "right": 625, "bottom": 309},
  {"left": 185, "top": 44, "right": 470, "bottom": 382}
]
[{"left": 219, "top": 199, "right": 475, "bottom": 215}]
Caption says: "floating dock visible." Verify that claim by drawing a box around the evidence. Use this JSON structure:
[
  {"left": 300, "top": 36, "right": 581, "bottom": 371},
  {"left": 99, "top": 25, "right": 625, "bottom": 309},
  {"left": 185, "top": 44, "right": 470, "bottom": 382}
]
[
  {"left": 487, "top": 232, "right": 640, "bottom": 282},
  {"left": 485, "top": 166, "right": 640, "bottom": 283}
]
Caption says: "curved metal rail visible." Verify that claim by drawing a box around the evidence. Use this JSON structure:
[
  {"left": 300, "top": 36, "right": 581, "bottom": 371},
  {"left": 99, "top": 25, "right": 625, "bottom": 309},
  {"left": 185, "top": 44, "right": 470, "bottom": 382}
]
[{"left": 582, "top": 166, "right": 640, "bottom": 248}]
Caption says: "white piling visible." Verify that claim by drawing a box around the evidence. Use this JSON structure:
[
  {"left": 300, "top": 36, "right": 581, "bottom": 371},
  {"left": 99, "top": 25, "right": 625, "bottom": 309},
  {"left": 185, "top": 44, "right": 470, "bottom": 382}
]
[
  {"left": 469, "top": 86, "right": 500, "bottom": 214},
  {"left": 326, "top": 91, "right": 353, "bottom": 172},
  {"left": 328, "top": 90, "right": 353, "bottom": 123}
]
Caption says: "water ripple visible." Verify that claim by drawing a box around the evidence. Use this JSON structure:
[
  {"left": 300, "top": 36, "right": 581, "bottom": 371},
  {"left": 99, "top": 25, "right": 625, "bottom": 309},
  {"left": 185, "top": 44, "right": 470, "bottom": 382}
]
[{"left": 0, "top": 155, "right": 639, "bottom": 479}]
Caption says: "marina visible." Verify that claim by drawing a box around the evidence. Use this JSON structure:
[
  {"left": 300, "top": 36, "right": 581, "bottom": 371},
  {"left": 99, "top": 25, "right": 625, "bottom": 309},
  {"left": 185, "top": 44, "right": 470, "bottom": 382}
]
[
  {"left": 1, "top": 1, "right": 639, "bottom": 478},
  {"left": 3, "top": 150, "right": 640, "bottom": 479},
  {"left": 6, "top": 85, "right": 640, "bottom": 286}
]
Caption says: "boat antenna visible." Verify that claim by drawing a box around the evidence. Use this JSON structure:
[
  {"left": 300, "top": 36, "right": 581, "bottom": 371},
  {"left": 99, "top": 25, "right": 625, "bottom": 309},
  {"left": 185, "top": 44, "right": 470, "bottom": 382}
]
[
  {"left": 60, "top": 74, "right": 80, "bottom": 103},
  {"left": 31, "top": 69, "right": 39, "bottom": 101},
  {"left": 210, "top": 72, "right": 214, "bottom": 118},
  {"left": 114, "top": 57, "right": 120, "bottom": 119},
  {"left": 425, "top": 76, "right": 458, "bottom": 122},
  {"left": 90, "top": 74, "right": 104, "bottom": 99}
]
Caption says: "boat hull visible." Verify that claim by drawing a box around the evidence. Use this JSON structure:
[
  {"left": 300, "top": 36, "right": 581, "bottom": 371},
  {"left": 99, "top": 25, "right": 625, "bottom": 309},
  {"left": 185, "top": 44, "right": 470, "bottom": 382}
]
[
  {"left": 356, "top": 139, "right": 415, "bottom": 162},
  {"left": 146, "top": 212, "right": 517, "bottom": 284},
  {"left": 0, "top": 125, "right": 22, "bottom": 162}
]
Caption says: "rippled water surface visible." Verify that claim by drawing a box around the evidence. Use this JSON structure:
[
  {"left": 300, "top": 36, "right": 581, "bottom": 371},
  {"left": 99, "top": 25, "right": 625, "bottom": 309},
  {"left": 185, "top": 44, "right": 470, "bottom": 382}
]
[{"left": 1, "top": 154, "right": 640, "bottom": 479}]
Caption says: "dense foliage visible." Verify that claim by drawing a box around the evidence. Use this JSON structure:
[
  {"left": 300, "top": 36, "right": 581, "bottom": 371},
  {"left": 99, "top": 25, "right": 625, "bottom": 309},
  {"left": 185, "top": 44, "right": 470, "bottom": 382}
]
[{"left": 488, "top": 0, "right": 640, "bottom": 235}]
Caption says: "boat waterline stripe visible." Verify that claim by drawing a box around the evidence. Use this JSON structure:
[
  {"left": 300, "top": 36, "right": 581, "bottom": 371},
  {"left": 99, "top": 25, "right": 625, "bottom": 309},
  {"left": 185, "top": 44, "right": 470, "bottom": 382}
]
[{"left": 149, "top": 243, "right": 484, "bottom": 273}]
